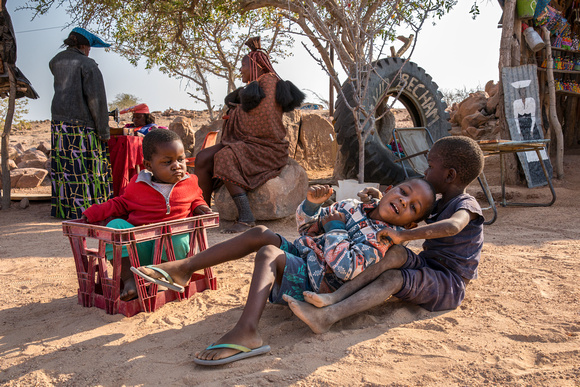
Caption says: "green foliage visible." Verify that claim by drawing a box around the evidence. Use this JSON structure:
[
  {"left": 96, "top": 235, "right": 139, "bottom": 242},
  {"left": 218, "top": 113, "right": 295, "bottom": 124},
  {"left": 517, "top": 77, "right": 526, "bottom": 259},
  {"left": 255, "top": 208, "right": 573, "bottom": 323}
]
[
  {"left": 0, "top": 98, "right": 31, "bottom": 131},
  {"left": 441, "top": 85, "right": 483, "bottom": 107},
  {"left": 21, "top": 1, "right": 293, "bottom": 118},
  {"left": 108, "top": 93, "right": 141, "bottom": 111}
]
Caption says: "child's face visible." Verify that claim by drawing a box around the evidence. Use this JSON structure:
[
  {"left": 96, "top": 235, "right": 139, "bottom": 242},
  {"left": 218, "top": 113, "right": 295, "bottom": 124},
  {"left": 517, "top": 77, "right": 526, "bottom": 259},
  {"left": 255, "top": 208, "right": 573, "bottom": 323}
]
[
  {"left": 372, "top": 179, "right": 433, "bottom": 227},
  {"left": 143, "top": 140, "right": 187, "bottom": 184},
  {"left": 424, "top": 147, "right": 447, "bottom": 194}
]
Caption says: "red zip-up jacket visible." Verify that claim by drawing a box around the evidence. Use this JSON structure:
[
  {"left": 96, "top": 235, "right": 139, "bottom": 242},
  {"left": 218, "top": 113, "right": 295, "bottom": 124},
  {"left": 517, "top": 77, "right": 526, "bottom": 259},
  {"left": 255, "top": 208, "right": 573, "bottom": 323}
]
[{"left": 83, "top": 171, "right": 207, "bottom": 226}]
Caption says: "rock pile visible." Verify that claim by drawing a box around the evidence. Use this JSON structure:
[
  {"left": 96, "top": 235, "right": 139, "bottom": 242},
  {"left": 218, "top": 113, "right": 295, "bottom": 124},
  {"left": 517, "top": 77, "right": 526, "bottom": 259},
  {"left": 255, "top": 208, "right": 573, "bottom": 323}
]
[
  {"left": 0, "top": 141, "right": 50, "bottom": 189},
  {"left": 448, "top": 80, "right": 501, "bottom": 140}
]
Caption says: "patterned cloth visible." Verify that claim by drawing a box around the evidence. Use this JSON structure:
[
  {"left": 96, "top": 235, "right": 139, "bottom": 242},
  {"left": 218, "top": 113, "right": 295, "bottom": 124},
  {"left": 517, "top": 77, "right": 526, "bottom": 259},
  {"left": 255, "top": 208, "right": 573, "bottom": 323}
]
[
  {"left": 292, "top": 198, "right": 403, "bottom": 293},
  {"left": 213, "top": 73, "right": 288, "bottom": 190},
  {"left": 51, "top": 121, "right": 112, "bottom": 219}
]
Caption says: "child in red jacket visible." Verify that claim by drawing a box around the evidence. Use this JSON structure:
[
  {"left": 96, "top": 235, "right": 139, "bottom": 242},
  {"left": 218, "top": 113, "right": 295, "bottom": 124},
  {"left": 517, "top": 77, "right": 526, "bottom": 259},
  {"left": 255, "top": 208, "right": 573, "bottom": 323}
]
[{"left": 83, "top": 129, "right": 212, "bottom": 300}]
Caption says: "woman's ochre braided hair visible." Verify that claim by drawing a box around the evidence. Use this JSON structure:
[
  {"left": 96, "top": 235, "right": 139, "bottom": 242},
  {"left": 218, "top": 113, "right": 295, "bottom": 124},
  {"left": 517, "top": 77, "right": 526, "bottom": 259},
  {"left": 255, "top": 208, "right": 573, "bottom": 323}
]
[{"left": 245, "top": 36, "right": 279, "bottom": 81}]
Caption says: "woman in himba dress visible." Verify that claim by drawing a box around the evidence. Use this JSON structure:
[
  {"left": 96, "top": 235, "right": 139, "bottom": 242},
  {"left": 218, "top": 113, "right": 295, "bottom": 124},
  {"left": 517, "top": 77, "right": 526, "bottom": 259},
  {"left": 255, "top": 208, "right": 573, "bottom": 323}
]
[
  {"left": 49, "top": 27, "right": 112, "bottom": 219},
  {"left": 195, "top": 36, "right": 305, "bottom": 233}
]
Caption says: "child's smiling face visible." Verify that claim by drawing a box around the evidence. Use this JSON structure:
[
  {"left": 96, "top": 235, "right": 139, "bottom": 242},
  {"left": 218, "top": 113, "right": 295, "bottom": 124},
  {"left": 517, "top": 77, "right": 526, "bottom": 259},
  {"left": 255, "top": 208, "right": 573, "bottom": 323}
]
[
  {"left": 370, "top": 179, "right": 434, "bottom": 227},
  {"left": 143, "top": 140, "right": 187, "bottom": 184}
]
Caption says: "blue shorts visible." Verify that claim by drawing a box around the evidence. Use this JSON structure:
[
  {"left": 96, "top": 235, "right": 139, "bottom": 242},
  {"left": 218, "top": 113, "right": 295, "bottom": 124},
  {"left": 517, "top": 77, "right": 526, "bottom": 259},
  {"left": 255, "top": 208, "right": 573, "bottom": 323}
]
[
  {"left": 394, "top": 248, "right": 468, "bottom": 312},
  {"left": 269, "top": 235, "right": 313, "bottom": 305}
]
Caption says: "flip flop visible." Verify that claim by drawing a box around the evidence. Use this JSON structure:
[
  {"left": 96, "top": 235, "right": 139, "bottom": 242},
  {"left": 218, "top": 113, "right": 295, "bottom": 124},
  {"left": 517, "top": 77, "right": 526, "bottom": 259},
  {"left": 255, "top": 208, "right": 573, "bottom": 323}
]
[
  {"left": 193, "top": 343, "right": 271, "bottom": 366},
  {"left": 130, "top": 265, "right": 185, "bottom": 293}
]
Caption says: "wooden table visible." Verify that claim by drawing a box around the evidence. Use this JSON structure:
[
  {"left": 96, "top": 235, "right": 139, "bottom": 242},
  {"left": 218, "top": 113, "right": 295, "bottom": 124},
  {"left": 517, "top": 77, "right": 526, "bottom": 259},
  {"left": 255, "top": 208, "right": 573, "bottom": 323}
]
[{"left": 478, "top": 139, "right": 556, "bottom": 208}]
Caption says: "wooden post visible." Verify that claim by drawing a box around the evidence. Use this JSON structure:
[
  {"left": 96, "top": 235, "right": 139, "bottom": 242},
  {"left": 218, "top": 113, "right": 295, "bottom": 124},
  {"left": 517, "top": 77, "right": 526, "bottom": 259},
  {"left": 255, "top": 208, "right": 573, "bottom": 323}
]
[
  {"left": 498, "top": 0, "right": 520, "bottom": 184},
  {"left": 541, "top": 26, "right": 565, "bottom": 178},
  {"left": 1, "top": 64, "right": 16, "bottom": 209}
]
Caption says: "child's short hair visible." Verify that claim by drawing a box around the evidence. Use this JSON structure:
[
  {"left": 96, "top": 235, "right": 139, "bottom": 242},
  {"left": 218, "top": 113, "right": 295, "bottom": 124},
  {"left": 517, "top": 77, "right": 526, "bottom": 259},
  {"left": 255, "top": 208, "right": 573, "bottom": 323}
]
[
  {"left": 142, "top": 129, "right": 182, "bottom": 160},
  {"left": 431, "top": 136, "right": 484, "bottom": 185},
  {"left": 407, "top": 177, "right": 437, "bottom": 223}
]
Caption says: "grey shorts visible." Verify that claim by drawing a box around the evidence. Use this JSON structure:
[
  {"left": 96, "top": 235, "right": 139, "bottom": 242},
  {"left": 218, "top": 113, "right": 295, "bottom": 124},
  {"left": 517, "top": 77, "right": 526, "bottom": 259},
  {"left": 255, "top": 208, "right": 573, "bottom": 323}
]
[{"left": 394, "top": 248, "right": 468, "bottom": 312}]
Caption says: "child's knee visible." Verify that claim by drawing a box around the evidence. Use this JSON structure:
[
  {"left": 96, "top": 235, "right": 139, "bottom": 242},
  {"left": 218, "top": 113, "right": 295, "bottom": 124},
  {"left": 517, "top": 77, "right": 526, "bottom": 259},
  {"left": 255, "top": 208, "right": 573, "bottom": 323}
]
[
  {"left": 383, "top": 244, "right": 409, "bottom": 267},
  {"left": 255, "top": 245, "right": 285, "bottom": 266},
  {"left": 247, "top": 225, "right": 279, "bottom": 245}
]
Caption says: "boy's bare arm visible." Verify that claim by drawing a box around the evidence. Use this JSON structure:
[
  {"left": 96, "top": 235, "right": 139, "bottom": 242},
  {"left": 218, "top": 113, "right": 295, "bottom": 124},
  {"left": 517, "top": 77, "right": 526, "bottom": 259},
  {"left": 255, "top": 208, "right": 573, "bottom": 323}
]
[{"left": 378, "top": 209, "right": 474, "bottom": 245}]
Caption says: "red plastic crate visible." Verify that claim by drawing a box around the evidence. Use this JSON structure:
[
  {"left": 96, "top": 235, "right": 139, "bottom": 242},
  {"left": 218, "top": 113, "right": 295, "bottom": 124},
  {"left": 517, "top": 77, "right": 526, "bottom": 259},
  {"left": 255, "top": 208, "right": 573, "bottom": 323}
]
[{"left": 62, "top": 213, "right": 220, "bottom": 317}]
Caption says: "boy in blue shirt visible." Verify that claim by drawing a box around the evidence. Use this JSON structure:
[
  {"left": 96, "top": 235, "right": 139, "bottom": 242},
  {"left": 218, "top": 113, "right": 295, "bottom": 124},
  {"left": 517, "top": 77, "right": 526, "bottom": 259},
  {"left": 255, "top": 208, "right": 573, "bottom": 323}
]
[{"left": 283, "top": 136, "right": 485, "bottom": 333}]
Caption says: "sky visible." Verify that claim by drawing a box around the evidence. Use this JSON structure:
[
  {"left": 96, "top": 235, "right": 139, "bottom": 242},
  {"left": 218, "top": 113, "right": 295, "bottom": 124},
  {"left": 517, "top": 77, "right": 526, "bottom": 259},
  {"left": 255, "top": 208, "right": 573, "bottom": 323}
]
[{"left": 9, "top": 2, "right": 503, "bottom": 121}]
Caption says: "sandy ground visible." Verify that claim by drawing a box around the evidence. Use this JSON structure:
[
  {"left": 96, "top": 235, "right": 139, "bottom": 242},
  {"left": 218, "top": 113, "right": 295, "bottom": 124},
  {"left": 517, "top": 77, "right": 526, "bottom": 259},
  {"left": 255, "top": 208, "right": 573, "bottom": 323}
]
[{"left": 1, "top": 121, "right": 579, "bottom": 386}]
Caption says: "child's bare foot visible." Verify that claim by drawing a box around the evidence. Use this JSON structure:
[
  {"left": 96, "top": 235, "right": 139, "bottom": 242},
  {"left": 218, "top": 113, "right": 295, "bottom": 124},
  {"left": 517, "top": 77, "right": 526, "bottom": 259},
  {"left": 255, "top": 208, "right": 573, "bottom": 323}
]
[
  {"left": 283, "top": 294, "right": 333, "bottom": 334},
  {"left": 195, "top": 325, "right": 263, "bottom": 361},
  {"left": 120, "top": 277, "right": 138, "bottom": 301},
  {"left": 303, "top": 291, "right": 337, "bottom": 308},
  {"left": 134, "top": 260, "right": 193, "bottom": 288}
]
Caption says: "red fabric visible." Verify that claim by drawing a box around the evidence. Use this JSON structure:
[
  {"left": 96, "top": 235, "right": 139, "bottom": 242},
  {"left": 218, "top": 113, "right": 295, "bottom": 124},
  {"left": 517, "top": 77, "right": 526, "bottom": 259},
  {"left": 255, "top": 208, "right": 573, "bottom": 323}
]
[
  {"left": 108, "top": 135, "right": 144, "bottom": 197},
  {"left": 83, "top": 173, "right": 207, "bottom": 226},
  {"left": 119, "top": 103, "right": 150, "bottom": 114}
]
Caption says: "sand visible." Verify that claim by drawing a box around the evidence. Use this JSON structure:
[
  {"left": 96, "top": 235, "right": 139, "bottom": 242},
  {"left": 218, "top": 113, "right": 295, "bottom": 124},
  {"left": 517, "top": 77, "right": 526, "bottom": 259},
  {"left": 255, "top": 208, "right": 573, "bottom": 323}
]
[{"left": 1, "top": 120, "right": 579, "bottom": 386}]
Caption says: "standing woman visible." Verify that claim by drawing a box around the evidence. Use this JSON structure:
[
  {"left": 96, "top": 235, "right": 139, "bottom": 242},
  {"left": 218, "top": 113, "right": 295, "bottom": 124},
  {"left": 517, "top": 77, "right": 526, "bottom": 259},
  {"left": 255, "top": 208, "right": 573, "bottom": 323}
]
[
  {"left": 49, "top": 27, "right": 112, "bottom": 219},
  {"left": 195, "top": 36, "right": 305, "bottom": 233}
]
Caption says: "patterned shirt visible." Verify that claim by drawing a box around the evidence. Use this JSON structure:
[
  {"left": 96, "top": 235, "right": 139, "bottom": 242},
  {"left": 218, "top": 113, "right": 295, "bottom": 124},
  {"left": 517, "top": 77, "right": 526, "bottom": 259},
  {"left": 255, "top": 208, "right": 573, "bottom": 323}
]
[{"left": 292, "top": 198, "right": 403, "bottom": 293}]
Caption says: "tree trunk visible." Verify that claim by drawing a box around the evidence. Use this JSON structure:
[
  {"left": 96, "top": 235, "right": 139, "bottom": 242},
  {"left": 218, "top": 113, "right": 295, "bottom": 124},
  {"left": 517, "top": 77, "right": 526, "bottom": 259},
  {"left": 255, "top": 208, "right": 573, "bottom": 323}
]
[
  {"left": 542, "top": 26, "right": 564, "bottom": 178},
  {"left": 1, "top": 65, "right": 17, "bottom": 210},
  {"left": 498, "top": 0, "right": 520, "bottom": 184}
]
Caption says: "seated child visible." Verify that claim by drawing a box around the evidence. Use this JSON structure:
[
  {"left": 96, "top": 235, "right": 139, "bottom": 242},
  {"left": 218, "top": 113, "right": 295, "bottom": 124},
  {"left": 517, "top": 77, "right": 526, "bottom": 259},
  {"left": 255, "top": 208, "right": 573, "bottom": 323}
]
[
  {"left": 282, "top": 136, "right": 486, "bottom": 335},
  {"left": 131, "top": 177, "right": 435, "bottom": 366},
  {"left": 82, "top": 129, "right": 212, "bottom": 301}
]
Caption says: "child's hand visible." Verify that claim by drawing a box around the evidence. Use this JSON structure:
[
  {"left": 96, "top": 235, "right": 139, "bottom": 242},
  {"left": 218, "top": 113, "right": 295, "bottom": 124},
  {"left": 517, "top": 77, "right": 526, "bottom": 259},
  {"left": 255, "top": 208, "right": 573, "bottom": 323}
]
[
  {"left": 320, "top": 210, "right": 346, "bottom": 227},
  {"left": 307, "top": 185, "right": 334, "bottom": 204},
  {"left": 193, "top": 205, "right": 213, "bottom": 215},
  {"left": 377, "top": 228, "right": 404, "bottom": 245},
  {"left": 357, "top": 187, "right": 382, "bottom": 202}
]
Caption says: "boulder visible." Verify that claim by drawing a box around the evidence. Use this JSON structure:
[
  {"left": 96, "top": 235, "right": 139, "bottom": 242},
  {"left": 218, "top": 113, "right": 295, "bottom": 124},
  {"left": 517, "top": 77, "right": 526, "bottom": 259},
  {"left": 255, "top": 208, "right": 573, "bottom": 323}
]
[
  {"left": 0, "top": 168, "right": 48, "bottom": 189},
  {"left": 19, "top": 198, "right": 30, "bottom": 209},
  {"left": 293, "top": 113, "right": 337, "bottom": 171},
  {"left": 169, "top": 116, "right": 195, "bottom": 152},
  {"left": 214, "top": 159, "right": 308, "bottom": 221},
  {"left": 451, "top": 91, "right": 487, "bottom": 126},
  {"left": 485, "top": 90, "right": 501, "bottom": 116},
  {"left": 17, "top": 149, "right": 48, "bottom": 169},
  {"left": 9, "top": 144, "right": 23, "bottom": 163},
  {"left": 465, "top": 126, "right": 487, "bottom": 139},
  {"left": 37, "top": 141, "right": 51, "bottom": 155},
  {"left": 461, "top": 111, "right": 492, "bottom": 131},
  {"left": 193, "top": 119, "right": 223, "bottom": 157},
  {"left": 0, "top": 158, "right": 18, "bottom": 170},
  {"left": 484, "top": 80, "right": 499, "bottom": 97},
  {"left": 283, "top": 110, "right": 301, "bottom": 159}
]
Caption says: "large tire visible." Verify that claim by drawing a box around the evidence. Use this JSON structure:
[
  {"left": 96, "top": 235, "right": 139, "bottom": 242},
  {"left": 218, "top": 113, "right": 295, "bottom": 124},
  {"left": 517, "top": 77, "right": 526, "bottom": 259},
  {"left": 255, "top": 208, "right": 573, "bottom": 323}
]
[{"left": 334, "top": 57, "right": 451, "bottom": 185}]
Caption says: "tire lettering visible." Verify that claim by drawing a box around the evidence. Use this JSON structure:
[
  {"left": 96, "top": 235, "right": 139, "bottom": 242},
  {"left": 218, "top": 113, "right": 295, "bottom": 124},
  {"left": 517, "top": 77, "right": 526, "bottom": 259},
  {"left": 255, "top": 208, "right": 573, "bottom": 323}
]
[
  {"left": 407, "top": 76, "right": 418, "bottom": 92},
  {"left": 397, "top": 74, "right": 409, "bottom": 88},
  {"left": 427, "top": 113, "right": 441, "bottom": 126},
  {"left": 412, "top": 83, "right": 425, "bottom": 97},
  {"left": 417, "top": 89, "right": 431, "bottom": 103}
]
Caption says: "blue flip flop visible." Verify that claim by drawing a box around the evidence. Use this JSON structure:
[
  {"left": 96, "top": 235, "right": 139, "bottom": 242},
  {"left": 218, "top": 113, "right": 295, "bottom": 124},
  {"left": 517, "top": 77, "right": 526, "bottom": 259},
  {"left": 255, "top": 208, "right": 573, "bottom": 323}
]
[
  {"left": 193, "top": 343, "right": 271, "bottom": 366},
  {"left": 130, "top": 265, "right": 185, "bottom": 293}
]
